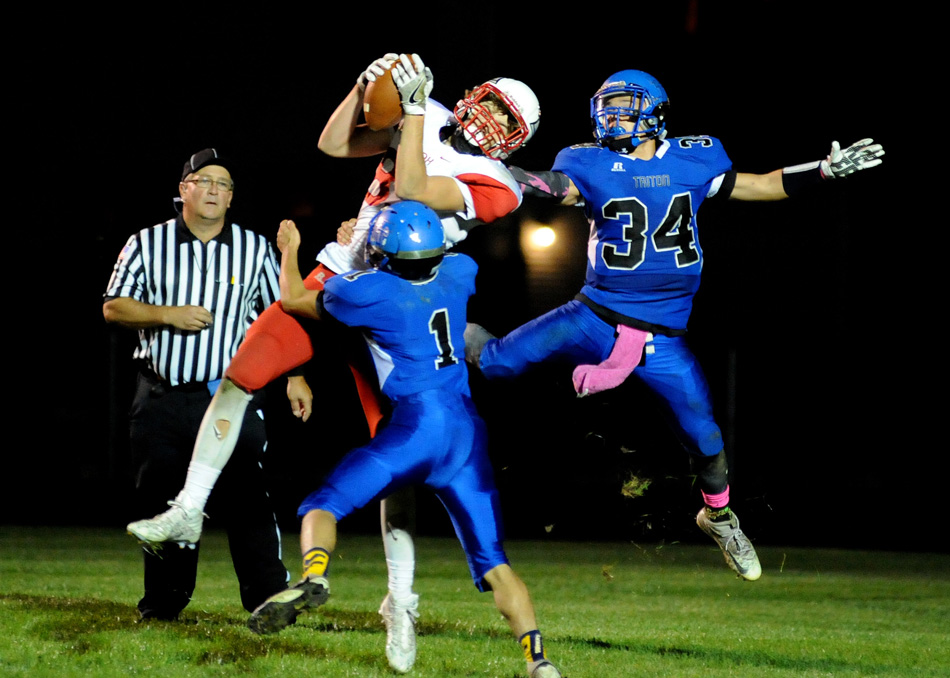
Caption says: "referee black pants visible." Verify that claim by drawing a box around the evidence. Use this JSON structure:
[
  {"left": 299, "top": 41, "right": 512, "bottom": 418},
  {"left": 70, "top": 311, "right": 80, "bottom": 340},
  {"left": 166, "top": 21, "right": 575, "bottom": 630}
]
[{"left": 129, "top": 372, "right": 289, "bottom": 619}]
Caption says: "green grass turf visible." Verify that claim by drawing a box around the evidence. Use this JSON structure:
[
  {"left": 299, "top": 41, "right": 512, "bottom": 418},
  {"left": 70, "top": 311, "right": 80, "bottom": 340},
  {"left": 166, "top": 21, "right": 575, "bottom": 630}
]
[{"left": 1, "top": 526, "right": 948, "bottom": 677}]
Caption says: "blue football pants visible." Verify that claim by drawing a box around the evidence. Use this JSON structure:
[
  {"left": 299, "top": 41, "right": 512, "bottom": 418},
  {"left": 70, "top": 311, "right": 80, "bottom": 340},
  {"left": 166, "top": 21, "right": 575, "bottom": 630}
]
[
  {"left": 298, "top": 390, "right": 507, "bottom": 591},
  {"left": 479, "top": 300, "right": 724, "bottom": 457}
]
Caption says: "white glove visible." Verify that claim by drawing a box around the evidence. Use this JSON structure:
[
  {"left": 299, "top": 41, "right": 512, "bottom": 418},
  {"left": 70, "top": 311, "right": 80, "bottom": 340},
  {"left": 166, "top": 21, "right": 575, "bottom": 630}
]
[
  {"left": 356, "top": 53, "right": 398, "bottom": 91},
  {"left": 391, "top": 53, "right": 433, "bottom": 116},
  {"left": 820, "top": 138, "right": 885, "bottom": 179}
]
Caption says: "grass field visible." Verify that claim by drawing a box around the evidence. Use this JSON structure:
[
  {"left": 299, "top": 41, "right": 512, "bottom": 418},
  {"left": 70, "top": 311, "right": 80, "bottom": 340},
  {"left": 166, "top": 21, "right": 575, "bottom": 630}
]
[{"left": 1, "top": 526, "right": 948, "bottom": 678}]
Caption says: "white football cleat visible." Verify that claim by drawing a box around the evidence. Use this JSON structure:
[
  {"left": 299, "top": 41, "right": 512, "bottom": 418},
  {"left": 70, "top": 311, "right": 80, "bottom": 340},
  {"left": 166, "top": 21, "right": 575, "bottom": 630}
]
[
  {"left": 529, "top": 660, "right": 563, "bottom": 678},
  {"left": 696, "top": 507, "right": 762, "bottom": 581},
  {"left": 379, "top": 592, "right": 419, "bottom": 673},
  {"left": 127, "top": 493, "right": 205, "bottom": 547}
]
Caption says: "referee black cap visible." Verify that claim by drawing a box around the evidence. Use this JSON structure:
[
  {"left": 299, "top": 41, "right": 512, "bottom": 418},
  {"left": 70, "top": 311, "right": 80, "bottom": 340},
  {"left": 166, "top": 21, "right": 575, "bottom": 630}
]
[{"left": 181, "top": 148, "right": 232, "bottom": 181}]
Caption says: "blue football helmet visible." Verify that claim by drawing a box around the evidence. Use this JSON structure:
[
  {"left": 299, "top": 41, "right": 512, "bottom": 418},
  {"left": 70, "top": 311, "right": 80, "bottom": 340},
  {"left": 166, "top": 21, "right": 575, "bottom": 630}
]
[
  {"left": 591, "top": 70, "right": 669, "bottom": 153},
  {"left": 366, "top": 201, "right": 446, "bottom": 280}
]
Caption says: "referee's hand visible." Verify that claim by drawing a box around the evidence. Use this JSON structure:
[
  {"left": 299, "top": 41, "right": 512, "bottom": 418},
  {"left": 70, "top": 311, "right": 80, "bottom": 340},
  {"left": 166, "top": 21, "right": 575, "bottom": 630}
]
[{"left": 164, "top": 305, "right": 213, "bottom": 331}]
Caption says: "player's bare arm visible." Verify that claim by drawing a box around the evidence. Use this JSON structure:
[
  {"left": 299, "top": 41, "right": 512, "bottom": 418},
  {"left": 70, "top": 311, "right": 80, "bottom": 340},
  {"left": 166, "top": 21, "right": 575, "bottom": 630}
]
[
  {"left": 390, "top": 54, "right": 467, "bottom": 212},
  {"left": 730, "top": 169, "right": 788, "bottom": 201},
  {"left": 276, "top": 220, "right": 321, "bottom": 320},
  {"left": 318, "top": 55, "right": 398, "bottom": 159},
  {"left": 103, "top": 297, "right": 213, "bottom": 331}
]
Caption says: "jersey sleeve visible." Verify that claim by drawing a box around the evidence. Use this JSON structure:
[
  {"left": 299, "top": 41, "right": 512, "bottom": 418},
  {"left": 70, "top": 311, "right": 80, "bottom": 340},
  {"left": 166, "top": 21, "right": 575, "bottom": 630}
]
[
  {"left": 322, "top": 269, "right": 394, "bottom": 329},
  {"left": 443, "top": 252, "right": 478, "bottom": 298},
  {"left": 680, "top": 135, "right": 732, "bottom": 199},
  {"left": 552, "top": 145, "right": 593, "bottom": 199},
  {"left": 695, "top": 136, "right": 732, "bottom": 178},
  {"left": 455, "top": 172, "right": 520, "bottom": 224},
  {"left": 104, "top": 232, "right": 146, "bottom": 301}
]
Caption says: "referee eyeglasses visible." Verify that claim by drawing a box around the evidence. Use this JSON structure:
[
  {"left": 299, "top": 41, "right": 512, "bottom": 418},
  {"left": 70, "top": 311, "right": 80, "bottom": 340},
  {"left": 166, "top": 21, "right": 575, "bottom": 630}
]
[{"left": 183, "top": 176, "right": 233, "bottom": 192}]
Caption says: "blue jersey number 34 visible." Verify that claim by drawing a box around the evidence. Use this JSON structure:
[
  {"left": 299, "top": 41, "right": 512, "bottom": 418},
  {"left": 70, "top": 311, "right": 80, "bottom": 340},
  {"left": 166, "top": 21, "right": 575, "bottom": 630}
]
[{"left": 600, "top": 193, "right": 699, "bottom": 270}]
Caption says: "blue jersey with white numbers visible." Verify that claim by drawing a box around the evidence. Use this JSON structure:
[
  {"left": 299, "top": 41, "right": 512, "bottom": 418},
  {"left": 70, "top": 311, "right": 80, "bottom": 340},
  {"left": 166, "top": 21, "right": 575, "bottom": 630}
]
[
  {"left": 553, "top": 137, "right": 732, "bottom": 330},
  {"left": 322, "top": 253, "right": 475, "bottom": 401}
]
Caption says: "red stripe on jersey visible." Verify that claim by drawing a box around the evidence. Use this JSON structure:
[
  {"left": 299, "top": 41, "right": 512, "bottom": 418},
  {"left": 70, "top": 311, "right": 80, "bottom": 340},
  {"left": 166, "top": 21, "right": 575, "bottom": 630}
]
[
  {"left": 365, "top": 154, "right": 396, "bottom": 207},
  {"left": 457, "top": 173, "right": 519, "bottom": 223}
]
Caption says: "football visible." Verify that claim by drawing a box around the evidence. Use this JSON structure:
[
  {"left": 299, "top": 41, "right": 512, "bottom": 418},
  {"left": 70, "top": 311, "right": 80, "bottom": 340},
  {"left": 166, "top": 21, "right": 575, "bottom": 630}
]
[{"left": 363, "top": 64, "right": 402, "bottom": 131}]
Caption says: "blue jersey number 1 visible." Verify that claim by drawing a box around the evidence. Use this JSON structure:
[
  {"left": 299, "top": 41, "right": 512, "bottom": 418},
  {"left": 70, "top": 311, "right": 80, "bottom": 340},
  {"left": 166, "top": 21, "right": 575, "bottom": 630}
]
[{"left": 428, "top": 308, "right": 459, "bottom": 370}]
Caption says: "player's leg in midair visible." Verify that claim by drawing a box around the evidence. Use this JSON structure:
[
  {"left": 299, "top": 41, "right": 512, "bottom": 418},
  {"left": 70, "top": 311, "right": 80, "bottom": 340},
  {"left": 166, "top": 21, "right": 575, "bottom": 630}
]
[
  {"left": 127, "top": 266, "right": 330, "bottom": 546},
  {"left": 635, "top": 334, "right": 761, "bottom": 580},
  {"left": 470, "top": 300, "right": 613, "bottom": 378}
]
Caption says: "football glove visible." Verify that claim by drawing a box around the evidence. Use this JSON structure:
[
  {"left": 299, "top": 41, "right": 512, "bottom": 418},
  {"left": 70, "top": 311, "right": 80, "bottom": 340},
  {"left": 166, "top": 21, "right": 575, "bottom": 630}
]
[
  {"left": 392, "top": 53, "right": 432, "bottom": 116},
  {"left": 820, "top": 138, "right": 884, "bottom": 179},
  {"left": 356, "top": 53, "right": 398, "bottom": 91}
]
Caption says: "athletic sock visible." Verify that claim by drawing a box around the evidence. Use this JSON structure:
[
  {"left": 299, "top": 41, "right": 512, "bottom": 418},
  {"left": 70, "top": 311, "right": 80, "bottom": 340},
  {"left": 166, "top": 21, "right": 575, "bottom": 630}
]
[
  {"left": 383, "top": 527, "right": 416, "bottom": 601},
  {"left": 520, "top": 629, "right": 547, "bottom": 665},
  {"left": 302, "top": 547, "right": 331, "bottom": 580},
  {"left": 701, "top": 486, "right": 732, "bottom": 521},
  {"left": 181, "top": 461, "right": 220, "bottom": 510}
]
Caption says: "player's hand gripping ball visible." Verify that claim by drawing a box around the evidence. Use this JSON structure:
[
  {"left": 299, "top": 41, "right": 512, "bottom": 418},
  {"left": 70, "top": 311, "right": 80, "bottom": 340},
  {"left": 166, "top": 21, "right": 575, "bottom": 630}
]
[{"left": 363, "top": 54, "right": 424, "bottom": 130}]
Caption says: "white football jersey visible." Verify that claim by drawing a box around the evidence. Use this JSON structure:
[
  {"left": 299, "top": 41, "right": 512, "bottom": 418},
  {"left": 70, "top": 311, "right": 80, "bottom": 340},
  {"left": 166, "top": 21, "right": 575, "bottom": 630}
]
[{"left": 317, "top": 99, "right": 521, "bottom": 275}]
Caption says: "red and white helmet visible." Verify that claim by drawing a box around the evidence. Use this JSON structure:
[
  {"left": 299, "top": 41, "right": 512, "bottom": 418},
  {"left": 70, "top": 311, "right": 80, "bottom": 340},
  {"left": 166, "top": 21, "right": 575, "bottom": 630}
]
[{"left": 453, "top": 78, "right": 540, "bottom": 160}]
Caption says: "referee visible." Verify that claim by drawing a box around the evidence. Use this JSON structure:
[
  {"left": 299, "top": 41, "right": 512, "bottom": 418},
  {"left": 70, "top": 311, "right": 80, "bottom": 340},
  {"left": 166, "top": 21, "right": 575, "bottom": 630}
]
[{"left": 104, "top": 148, "right": 289, "bottom": 620}]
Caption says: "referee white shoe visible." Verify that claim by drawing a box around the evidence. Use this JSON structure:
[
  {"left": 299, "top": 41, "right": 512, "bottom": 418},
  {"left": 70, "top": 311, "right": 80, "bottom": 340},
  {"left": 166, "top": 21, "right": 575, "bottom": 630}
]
[
  {"left": 696, "top": 507, "right": 761, "bottom": 581},
  {"left": 379, "top": 592, "right": 419, "bottom": 673},
  {"left": 127, "top": 492, "right": 205, "bottom": 548}
]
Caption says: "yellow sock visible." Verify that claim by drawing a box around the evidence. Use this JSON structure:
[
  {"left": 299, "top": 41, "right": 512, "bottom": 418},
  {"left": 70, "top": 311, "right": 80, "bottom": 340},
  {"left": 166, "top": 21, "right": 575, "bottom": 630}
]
[
  {"left": 519, "top": 630, "right": 546, "bottom": 663},
  {"left": 302, "top": 547, "right": 331, "bottom": 579}
]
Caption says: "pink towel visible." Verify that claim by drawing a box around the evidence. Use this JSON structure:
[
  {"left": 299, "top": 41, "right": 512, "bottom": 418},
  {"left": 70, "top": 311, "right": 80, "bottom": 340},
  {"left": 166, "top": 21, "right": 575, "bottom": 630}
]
[{"left": 573, "top": 325, "right": 649, "bottom": 397}]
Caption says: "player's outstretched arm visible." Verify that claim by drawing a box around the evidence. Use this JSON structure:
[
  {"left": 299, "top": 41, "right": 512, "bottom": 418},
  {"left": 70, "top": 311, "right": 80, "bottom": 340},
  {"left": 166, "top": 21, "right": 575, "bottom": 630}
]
[
  {"left": 318, "top": 55, "right": 398, "bottom": 158},
  {"left": 391, "top": 54, "right": 465, "bottom": 211},
  {"left": 729, "top": 169, "right": 788, "bottom": 201},
  {"left": 731, "top": 138, "right": 885, "bottom": 201},
  {"left": 276, "top": 220, "right": 321, "bottom": 320}
]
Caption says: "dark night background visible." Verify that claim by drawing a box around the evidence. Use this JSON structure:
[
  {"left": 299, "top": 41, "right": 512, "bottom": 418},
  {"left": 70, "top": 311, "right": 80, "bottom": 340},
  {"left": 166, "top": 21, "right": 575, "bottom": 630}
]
[{"left": 8, "top": 5, "right": 937, "bottom": 553}]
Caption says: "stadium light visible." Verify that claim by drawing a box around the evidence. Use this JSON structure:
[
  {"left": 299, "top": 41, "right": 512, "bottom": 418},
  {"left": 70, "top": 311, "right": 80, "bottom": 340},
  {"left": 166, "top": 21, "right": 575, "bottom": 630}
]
[{"left": 521, "top": 221, "right": 557, "bottom": 252}]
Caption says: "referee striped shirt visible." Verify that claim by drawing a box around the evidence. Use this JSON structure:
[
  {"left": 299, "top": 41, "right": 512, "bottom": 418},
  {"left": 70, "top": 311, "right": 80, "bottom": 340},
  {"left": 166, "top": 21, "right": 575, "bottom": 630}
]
[{"left": 105, "top": 216, "right": 280, "bottom": 387}]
